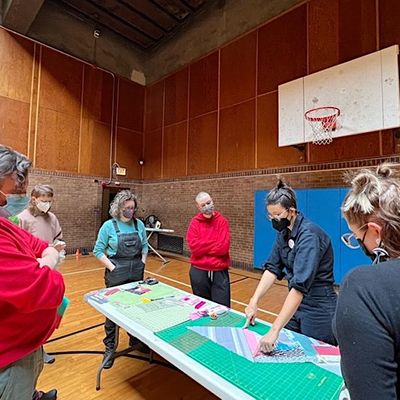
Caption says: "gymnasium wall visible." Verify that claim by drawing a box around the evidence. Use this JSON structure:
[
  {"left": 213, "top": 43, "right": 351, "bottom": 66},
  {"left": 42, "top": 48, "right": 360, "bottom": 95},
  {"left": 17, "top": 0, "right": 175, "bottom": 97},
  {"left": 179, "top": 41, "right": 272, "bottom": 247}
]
[
  {"left": 143, "top": 0, "right": 400, "bottom": 180},
  {"left": 0, "top": 28, "right": 145, "bottom": 179},
  {"left": 0, "top": 28, "right": 144, "bottom": 253},
  {"left": 1, "top": 0, "right": 400, "bottom": 269}
]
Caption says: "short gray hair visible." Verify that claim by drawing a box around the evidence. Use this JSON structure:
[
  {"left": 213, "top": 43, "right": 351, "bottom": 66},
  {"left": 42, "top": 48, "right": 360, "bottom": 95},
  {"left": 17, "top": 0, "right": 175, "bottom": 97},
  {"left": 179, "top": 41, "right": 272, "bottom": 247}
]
[
  {"left": 195, "top": 192, "right": 211, "bottom": 203},
  {"left": 0, "top": 145, "right": 31, "bottom": 188},
  {"left": 109, "top": 190, "right": 137, "bottom": 218}
]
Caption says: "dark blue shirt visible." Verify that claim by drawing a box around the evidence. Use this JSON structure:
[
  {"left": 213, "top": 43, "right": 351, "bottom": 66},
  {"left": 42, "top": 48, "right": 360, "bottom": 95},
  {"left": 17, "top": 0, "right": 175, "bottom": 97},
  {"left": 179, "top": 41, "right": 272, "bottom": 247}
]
[{"left": 263, "top": 213, "right": 334, "bottom": 295}]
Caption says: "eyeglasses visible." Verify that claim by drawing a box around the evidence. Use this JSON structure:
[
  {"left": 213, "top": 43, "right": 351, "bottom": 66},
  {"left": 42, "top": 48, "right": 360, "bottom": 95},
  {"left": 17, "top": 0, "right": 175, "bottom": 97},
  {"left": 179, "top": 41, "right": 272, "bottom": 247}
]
[
  {"left": 341, "top": 224, "right": 368, "bottom": 249},
  {"left": 340, "top": 232, "right": 360, "bottom": 249},
  {"left": 267, "top": 209, "right": 289, "bottom": 221}
]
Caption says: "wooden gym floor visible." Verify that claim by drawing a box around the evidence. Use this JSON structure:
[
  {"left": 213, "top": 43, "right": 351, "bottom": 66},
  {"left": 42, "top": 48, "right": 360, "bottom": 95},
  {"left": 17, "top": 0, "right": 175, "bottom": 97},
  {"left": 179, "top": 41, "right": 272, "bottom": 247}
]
[{"left": 38, "top": 254, "right": 288, "bottom": 399}]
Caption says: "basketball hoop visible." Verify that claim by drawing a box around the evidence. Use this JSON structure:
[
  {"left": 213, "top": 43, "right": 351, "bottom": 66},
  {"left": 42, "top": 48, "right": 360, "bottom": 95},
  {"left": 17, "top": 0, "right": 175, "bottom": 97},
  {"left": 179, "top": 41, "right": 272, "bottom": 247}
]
[{"left": 304, "top": 106, "right": 340, "bottom": 145}]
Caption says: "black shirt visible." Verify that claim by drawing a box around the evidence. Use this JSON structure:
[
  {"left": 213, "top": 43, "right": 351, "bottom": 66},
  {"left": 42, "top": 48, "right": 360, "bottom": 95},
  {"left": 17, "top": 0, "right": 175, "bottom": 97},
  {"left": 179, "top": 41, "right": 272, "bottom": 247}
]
[
  {"left": 263, "top": 213, "right": 334, "bottom": 294},
  {"left": 334, "top": 259, "right": 400, "bottom": 399}
]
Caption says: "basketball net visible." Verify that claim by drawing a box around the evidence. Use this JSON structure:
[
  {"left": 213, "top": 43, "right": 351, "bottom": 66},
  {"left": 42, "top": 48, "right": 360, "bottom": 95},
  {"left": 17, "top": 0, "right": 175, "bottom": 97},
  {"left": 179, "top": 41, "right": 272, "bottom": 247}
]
[{"left": 304, "top": 106, "right": 340, "bottom": 145}]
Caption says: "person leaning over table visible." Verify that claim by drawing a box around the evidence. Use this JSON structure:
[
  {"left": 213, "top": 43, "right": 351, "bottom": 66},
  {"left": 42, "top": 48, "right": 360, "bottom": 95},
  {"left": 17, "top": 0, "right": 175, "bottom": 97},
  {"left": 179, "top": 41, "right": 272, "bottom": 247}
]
[
  {"left": 334, "top": 164, "right": 400, "bottom": 400},
  {"left": 244, "top": 178, "right": 337, "bottom": 353},
  {"left": 93, "top": 190, "right": 149, "bottom": 369}
]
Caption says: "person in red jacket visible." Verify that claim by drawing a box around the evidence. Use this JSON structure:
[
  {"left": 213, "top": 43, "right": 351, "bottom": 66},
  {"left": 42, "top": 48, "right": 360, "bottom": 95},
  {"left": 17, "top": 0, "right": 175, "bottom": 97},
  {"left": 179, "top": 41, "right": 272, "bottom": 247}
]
[
  {"left": 0, "top": 145, "right": 65, "bottom": 400},
  {"left": 186, "top": 192, "right": 231, "bottom": 307}
]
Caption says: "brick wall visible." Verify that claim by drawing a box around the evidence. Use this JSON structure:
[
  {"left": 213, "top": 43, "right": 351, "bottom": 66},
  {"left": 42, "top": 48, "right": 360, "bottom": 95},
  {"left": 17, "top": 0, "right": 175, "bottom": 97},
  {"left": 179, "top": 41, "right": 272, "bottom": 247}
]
[
  {"left": 26, "top": 155, "right": 400, "bottom": 268},
  {"left": 141, "top": 156, "right": 400, "bottom": 270},
  {"left": 27, "top": 170, "right": 142, "bottom": 254}
]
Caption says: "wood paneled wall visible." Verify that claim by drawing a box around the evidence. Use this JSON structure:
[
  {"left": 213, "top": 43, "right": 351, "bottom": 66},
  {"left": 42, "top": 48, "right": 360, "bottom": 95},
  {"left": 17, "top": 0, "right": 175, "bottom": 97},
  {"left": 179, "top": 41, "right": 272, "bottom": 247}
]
[
  {"left": 143, "top": 0, "right": 400, "bottom": 179},
  {"left": 0, "top": 29, "right": 144, "bottom": 179}
]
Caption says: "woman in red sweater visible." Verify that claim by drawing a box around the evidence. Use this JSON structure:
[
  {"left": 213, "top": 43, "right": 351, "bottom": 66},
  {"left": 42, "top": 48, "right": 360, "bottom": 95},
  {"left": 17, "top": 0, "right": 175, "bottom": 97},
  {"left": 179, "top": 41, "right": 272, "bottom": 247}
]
[{"left": 0, "top": 145, "right": 65, "bottom": 400}]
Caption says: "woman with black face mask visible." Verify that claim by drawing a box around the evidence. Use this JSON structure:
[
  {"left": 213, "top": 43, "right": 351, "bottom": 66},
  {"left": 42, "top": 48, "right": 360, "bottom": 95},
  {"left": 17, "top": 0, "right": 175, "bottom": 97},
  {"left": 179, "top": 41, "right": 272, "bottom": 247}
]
[
  {"left": 93, "top": 190, "right": 149, "bottom": 369},
  {"left": 244, "top": 179, "right": 337, "bottom": 353},
  {"left": 334, "top": 164, "right": 400, "bottom": 400}
]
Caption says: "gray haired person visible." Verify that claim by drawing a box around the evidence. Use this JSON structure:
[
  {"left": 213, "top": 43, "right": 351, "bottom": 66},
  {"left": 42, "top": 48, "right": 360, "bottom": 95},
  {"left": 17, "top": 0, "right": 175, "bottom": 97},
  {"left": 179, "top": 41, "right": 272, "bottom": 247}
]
[
  {"left": 93, "top": 189, "right": 149, "bottom": 368},
  {"left": 0, "top": 144, "right": 63, "bottom": 400}
]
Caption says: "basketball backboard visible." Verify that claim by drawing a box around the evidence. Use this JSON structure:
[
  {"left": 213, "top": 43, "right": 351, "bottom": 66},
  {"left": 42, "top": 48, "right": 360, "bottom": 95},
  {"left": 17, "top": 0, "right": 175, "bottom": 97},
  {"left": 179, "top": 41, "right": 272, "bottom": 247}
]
[{"left": 278, "top": 45, "right": 400, "bottom": 146}]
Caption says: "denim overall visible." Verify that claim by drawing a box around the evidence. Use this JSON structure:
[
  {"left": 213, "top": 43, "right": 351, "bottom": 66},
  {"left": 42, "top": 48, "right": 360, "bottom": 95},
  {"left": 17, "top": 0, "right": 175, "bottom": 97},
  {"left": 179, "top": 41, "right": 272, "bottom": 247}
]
[{"left": 103, "top": 218, "right": 144, "bottom": 350}]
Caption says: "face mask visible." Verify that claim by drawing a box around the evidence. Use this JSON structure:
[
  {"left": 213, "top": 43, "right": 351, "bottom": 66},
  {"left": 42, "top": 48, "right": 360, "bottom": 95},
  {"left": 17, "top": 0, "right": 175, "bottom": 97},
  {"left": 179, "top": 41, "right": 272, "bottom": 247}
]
[
  {"left": 357, "top": 232, "right": 389, "bottom": 264},
  {"left": 122, "top": 208, "right": 134, "bottom": 219},
  {"left": 201, "top": 202, "right": 214, "bottom": 215},
  {"left": 272, "top": 217, "right": 290, "bottom": 232},
  {"left": 3, "top": 194, "right": 30, "bottom": 215},
  {"left": 36, "top": 201, "right": 51, "bottom": 213}
]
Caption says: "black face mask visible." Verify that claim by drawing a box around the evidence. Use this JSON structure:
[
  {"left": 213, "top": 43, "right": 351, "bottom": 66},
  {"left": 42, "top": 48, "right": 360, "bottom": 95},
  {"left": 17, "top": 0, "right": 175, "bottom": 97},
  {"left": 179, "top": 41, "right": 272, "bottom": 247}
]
[
  {"left": 357, "top": 233, "right": 389, "bottom": 264},
  {"left": 272, "top": 217, "right": 290, "bottom": 232}
]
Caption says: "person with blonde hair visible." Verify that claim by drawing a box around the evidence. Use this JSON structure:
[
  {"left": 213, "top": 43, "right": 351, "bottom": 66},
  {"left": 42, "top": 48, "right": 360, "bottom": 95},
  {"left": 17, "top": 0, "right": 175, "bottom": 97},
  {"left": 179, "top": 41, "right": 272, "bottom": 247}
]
[
  {"left": 93, "top": 189, "right": 148, "bottom": 369},
  {"left": 245, "top": 179, "right": 337, "bottom": 352},
  {"left": 335, "top": 164, "right": 400, "bottom": 399}
]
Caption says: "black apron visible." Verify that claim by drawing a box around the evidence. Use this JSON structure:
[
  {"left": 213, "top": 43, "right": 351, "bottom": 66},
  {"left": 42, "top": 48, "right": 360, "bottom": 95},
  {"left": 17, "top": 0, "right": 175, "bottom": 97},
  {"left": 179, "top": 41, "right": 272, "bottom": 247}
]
[{"left": 104, "top": 218, "right": 144, "bottom": 288}]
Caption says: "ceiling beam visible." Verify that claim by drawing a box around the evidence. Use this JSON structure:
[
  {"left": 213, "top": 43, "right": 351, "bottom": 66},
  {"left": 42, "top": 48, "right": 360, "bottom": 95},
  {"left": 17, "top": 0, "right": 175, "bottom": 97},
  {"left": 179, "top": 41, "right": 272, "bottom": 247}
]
[{"left": 2, "top": 0, "right": 45, "bottom": 34}]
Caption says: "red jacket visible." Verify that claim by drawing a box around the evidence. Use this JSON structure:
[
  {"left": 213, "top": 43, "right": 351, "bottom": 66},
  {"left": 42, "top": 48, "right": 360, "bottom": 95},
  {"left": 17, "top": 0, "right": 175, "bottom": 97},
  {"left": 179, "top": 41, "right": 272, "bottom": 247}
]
[
  {"left": 186, "top": 211, "right": 230, "bottom": 271},
  {"left": 0, "top": 217, "right": 65, "bottom": 368}
]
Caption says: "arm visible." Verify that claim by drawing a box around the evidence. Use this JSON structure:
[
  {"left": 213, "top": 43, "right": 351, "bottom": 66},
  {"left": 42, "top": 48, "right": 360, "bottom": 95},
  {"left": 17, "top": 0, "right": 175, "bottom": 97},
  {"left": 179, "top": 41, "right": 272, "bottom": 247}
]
[
  {"left": 186, "top": 219, "right": 214, "bottom": 256},
  {"left": 137, "top": 219, "right": 148, "bottom": 263},
  {"left": 97, "top": 254, "right": 116, "bottom": 271},
  {"left": 244, "top": 270, "right": 277, "bottom": 327},
  {"left": 0, "top": 222, "right": 65, "bottom": 312},
  {"left": 210, "top": 218, "right": 230, "bottom": 256},
  {"left": 258, "top": 288, "right": 303, "bottom": 353},
  {"left": 244, "top": 237, "right": 285, "bottom": 328},
  {"left": 53, "top": 214, "right": 63, "bottom": 241},
  {"left": 37, "top": 246, "right": 61, "bottom": 269},
  {"left": 93, "top": 222, "right": 115, "bottom": 271}
]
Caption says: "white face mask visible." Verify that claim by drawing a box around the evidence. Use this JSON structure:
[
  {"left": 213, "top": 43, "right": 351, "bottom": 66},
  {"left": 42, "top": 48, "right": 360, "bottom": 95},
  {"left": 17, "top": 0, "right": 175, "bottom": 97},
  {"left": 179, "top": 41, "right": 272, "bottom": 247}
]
[{"left": 36, "top": 201, "right": 51, "bottom": 213}]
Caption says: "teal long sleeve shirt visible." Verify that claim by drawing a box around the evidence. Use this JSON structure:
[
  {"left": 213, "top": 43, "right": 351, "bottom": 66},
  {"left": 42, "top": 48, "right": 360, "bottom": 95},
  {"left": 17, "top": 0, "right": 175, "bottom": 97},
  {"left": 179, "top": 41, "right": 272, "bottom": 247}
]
[{"left": 93, "top": 218, "right": 148, "bottom": 259}]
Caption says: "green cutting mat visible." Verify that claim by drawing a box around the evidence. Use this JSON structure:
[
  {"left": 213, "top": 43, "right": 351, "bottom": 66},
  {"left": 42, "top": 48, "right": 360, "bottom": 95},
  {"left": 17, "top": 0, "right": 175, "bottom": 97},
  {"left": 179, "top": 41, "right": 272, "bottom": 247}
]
[{"left": 156, "top": 312, "right": 343, "bottom": 400}]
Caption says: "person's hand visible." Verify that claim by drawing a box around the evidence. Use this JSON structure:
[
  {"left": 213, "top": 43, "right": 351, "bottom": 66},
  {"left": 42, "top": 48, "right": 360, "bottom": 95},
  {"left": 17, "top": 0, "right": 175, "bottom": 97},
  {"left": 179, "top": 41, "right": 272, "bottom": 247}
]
[
  {"left": 108, "top": 264, "right": 116, "bottom": 272},
  {"left": 53, "top": 241, "right": 66, "bottom": 252},
  {"left": 243, "top": 300, "right": 258, "bottom": 328},
  {"left": 257, "top": 329, "right": 279, "bottom": 354}
]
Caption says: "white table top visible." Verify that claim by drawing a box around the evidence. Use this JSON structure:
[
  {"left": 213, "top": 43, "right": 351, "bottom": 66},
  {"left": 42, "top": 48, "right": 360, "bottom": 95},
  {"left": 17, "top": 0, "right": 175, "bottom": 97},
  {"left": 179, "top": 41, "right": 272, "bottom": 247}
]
[
  {"left": 145, "top": 227, "right": 174, "bottom": 233},
  {"left": 86, "top": 282, "right": 253, "bottom": 400}
]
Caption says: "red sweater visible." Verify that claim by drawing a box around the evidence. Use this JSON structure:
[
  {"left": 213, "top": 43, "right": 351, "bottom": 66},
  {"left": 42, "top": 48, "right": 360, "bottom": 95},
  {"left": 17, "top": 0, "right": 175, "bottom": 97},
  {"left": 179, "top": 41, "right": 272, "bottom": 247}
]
[
  {"left": 0, "top": 217, "right": 65, "bottom": 368},
  {"left": 186, "top": 211, "right": 231, "bottom": 271}
]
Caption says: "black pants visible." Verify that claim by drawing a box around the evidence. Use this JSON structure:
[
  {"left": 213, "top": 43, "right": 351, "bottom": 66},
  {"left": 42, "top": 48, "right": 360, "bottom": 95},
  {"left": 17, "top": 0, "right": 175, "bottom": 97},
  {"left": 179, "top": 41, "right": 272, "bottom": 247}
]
[
  {"left": 103, "top": 259, "right": 144, "bottom": 350},
  {"left": 334, "top": 260, "right": 400, "bottom": 400},
  {"left": 189, "top": 266, "right": 230, "bottom": 307},
  {"left": 285, "top": 286, "right": 337, "bottom": 345}
]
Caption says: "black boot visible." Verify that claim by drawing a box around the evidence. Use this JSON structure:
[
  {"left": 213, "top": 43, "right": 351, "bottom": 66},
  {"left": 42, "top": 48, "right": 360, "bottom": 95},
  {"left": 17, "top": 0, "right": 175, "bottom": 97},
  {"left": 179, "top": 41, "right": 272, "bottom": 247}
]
[
  {"left": 32, "top": 389, "right": 57, "bottom": 400},
  {"left": 102, "top": 348, "right": 115, "bottom": 369}
]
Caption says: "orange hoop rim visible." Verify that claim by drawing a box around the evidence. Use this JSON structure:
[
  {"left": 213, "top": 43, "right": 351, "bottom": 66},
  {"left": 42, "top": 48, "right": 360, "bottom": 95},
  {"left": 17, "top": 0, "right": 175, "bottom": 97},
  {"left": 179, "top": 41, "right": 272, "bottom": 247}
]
[{"left": 304, "top": 106, "right": 340, "bottom": 122}]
